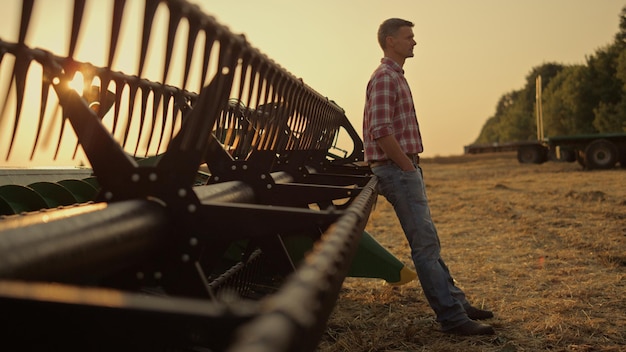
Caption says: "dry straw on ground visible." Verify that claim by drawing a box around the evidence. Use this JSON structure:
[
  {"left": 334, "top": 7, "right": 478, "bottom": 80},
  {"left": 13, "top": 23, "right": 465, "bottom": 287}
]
[{"left": 317, "top": 152, "right": 625, "bottom": 352}]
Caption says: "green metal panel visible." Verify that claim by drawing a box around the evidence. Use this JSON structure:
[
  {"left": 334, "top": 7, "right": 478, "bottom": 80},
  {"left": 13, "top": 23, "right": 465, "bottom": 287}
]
[
  {"left": 28, "top": 182, "right": 79, "bottom": 208},
  {"left": 0, "top": 184, "right": 49, "bottom": 215},
  {"left": 82, "top": 177, "right": 100, "bottom": 190},
  {"left": 283, "top": 231, "right": 416, "bottom": 285},
  {"left": 57, "top": 179, "right": 98, "bottom": 203}
]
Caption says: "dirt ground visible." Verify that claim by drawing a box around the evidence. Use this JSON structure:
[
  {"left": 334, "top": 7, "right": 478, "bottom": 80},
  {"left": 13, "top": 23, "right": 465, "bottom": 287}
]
[{"left": 317, "top": 152, "right": 626, "bottom": 352}]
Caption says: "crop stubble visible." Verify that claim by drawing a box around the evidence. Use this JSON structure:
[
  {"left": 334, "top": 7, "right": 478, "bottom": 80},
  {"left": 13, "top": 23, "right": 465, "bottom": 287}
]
[{"left": 318, "top": 152, "right": 625, "bottom": 352}]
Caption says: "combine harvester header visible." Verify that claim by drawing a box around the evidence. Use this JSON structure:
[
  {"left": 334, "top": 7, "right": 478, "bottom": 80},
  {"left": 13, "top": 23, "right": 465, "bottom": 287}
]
[{"left": 0, "top": 1, "right": 415, "bottom": 351}]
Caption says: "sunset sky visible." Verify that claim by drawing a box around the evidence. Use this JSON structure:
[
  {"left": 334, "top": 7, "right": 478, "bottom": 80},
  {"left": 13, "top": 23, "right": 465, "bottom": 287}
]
[
  {"left": 0, "top": 0, "right": 623, "bottom": 163},
  {"left": 201, "top": 0, "right": 624, "bottom": 157}
]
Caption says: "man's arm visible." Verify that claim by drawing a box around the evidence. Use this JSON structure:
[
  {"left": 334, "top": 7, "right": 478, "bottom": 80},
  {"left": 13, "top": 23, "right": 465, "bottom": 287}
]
[{"left": 375, "top": 135, "right": 416, "bottom": 171}]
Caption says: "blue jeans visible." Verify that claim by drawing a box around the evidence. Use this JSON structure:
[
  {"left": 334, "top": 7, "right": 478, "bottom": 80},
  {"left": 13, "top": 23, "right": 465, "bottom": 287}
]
[{"left": 372, "top": 163, "right": 470, "bottom": 330}]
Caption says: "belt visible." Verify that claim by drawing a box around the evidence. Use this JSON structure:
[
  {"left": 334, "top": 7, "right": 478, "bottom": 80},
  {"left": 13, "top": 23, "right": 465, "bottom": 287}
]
[{"left": 369, "top": 153, "right": 420, "bottom": 168}]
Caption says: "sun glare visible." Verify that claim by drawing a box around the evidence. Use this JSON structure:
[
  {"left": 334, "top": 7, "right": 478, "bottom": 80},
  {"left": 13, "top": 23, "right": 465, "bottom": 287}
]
[{"left": 68, "top": 72, "right": 85, "bottom": 96}]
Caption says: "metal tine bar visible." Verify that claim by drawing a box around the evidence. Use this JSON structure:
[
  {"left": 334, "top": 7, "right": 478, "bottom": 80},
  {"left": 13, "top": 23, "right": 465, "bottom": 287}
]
[
  {"left": 237, "top": 59, "right": 260, "bottom": 157},
  {"left": 309, "top": 101, "right": 322, "bottom": 150},
  {"left": 98, "top": 71, "right": 112, "bottom": 120},
  {"left": 229, "top": 55, "right": 251, "bottom": 154},
  {"left": 111, "top": 75, "right": 125, "bottom": 136},
  {"left": 308, "top": 97, "right": 322, "bottom": 149},
  {"left": 272, "top": 75, "right": 292, "bottom": 151},
  {"left": 107, "top": 0, "right": 127, "bottom": 68},
  {"left": 280, "top": 80, "right": 295, "bottom": 151},
  {"left": 144, "top": 87, "right": 163, "bottom": 156},
  {"left": 294, "top": 86, "right": 309, "bottom": 150},
  {"left": 199, "top": 30, "right": 217, "bottom": 94},
  {"left": 264, "top": 81, "right": 286, "bottom": 151},
  {"left": 122, "top": 77, "right": 139, "bottom": 149},
  {"left": 155, "top": 92, "right": 172, "bottom": 153},
  {"left": 6, "top": 55, "right": 33, "bottom": 159},
  {"left": 137, "top": 0, "right": 160, "bottom": 78},
  {"left": 245, "top": 67, "right": 261, "bottom": 149},
  {"left": 249, "top": 63, "right": 268, "bottom": 150},
  {"left": 226, "top": 59, "right": 251, "bottom": 151},
  {"left": 310, "top": 96, "right": 326, "bottom": 149},
  {"left": 182, "top": 13, "right": 202, "bottom": 91},
  {"left": 220, "top": 102, "right": 234, "bottom": 149},
  {"left": 264, "top": 80, "right": 286, "bottom": 151},
  {"left": 283, "top": 81, "right": 299, "bottom": 150},
  {"left": 299, "top": 94, "right": 314, "bottom": 150},
  {"left": 295, "top": 107, "right": 308, "bottom": 150},
  {"left": 133, "top": 84, "right": 151, "bottom": 156},
  {"left": 30, "top": 74, "right": 51, "bottom": 159},
  {"left": 285, "top": 82, "right": 300, "bottom": 150},
  {"left": 313, "top": 100, "right": 328, "bottom": 149},
  {"left": 18, "top": 0, "right": 34, "bottom": 44},
  {"left": 257, "top": 69, "right": 276, "bottom": 150},
  {"left": 170, "top": 91, "right": 190, "bottom": 143},
  {"left": 253, "top": 75, "right": 269, "bottom": 150},
  {"left": 162, "top": 1, "right": 183, "bottom": 85},
  {"left": 68, "top": 0, "right": 86, "bottom": 58},
  {"left": 180, "top": 37, "right": 240, "bottom": 154},
  {"left": 52, "top": 60, "right": 82, "bottom": 161},
  {"left": 1, "top": 0, "right": 32, "bottom": 159},
  {"left": 285, "top": 87, "right": 300, "bottom": 150},
  {"left": 232, "top": 59, "right": 256, "bottom": 157},
  {"left": 71, "top": 71, "right": 96, "bottom": 159},
  {"left": 318, "top": 108, "right": 331, "bottom": 150},
  {"left": 262, "top": 74, "right": 282, "bottom": 151},
  {"left": 53, "top": 105, "right": 68, "bottom": 160}
]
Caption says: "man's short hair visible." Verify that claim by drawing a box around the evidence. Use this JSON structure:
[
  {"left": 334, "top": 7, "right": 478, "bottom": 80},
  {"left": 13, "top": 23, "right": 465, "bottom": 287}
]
[{"left": 378, "top": 18, "right": 414, "bottom": 49}]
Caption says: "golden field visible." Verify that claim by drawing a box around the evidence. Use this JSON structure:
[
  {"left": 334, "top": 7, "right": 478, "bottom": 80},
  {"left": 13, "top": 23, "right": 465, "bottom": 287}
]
[{"left": 318, "top": 152, "right": 625, "bottom": 352}]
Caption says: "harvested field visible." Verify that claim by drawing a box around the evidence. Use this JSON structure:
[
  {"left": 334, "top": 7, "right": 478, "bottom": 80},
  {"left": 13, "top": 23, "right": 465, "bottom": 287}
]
[{"left": 318, "top": 152, "right": 626, "bottom": 352}]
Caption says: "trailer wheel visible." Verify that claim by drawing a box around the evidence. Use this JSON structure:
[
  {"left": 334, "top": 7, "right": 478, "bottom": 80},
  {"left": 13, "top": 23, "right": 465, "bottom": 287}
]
[
  {"left": 619, "top": 146, "right": 626, "bottom": 168},
  {"left": 584, "top": 139, "right": 618, "bottom": 170},
  {"left": 576, "top": 150, "right": 587, "bottom": 168},
  {"left": 517, "top": 145, "right": 547, "bottom": 164},
  {"left": 559, "top": 149, "right": 577, "bottom": 162}
]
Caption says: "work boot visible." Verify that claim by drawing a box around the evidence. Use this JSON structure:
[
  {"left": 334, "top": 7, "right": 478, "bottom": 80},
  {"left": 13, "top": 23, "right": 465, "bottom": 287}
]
[
  {"left": 463, "top": 303, "right": 494, "bottom": 320},
  {"left": 445, "top": 320, "right": 495, "bottom": 336}
]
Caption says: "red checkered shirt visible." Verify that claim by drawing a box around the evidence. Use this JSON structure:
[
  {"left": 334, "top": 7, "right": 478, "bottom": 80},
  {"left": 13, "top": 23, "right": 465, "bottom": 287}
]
[{"left": 363, "top": 57, "right": 423, "bottom": 162}]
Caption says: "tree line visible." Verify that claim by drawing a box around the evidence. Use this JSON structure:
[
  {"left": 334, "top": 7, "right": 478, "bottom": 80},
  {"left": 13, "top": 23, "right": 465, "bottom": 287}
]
[{"left": 474, "top": 6, "right": 626, "bottom": 144}]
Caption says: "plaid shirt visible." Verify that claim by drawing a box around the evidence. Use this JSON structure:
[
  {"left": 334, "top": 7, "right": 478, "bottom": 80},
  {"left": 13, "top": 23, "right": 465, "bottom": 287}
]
[{"left": 363, "top": 57, "right": 423, "bottom": 162}]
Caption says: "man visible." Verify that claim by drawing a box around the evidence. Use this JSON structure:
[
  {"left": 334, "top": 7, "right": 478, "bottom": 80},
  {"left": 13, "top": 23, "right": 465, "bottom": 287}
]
[{"left": 362, "top": 18, "right": 495, "bottom": 336}]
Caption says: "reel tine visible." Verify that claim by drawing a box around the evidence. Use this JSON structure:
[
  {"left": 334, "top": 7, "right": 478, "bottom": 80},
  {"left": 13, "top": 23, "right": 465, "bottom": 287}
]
[
  {"left": 137, "top": 0, "right": 159, "bottom": 78},
  {"left": 18, "top": 0, "right": 35, "bottom": 44},
  {"left": 107, "top": 0, "right": 127, "bottom": 68},
  {"left": 133, "top": 85, "right": 150, "bottom": 156},
  {"left": 30, "top": 77, "right": 52, "bottom": 160},
  {"left": 155, "top": 92, "right": 172, "bottom": 154},
  {"left": 110, "top": 76, "right": 124, "bottom": 137},
  {"left": 162, "top": 4, "right": 183, "bottom": 85},
  {"left": 182, "top": 19, "right": 201, "bottom": 91},
  {"left": 68, "top": 0, "right": 86, "bottom": 58},
  {"left": 4, "top": 0, "right": 34, "bottom": 160},
  {"left": 121, "top": 79, "right": 138, "bottom": 149},
  {"left": 6, "top": 57, "right": 33, "bottom": 159},
  {"left": 144, "top": 88, "right": 162, "bottom": 156}
]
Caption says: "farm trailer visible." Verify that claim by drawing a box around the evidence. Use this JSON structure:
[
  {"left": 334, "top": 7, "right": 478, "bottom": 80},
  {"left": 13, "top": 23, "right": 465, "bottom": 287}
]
[
  {"left": 465, "top": 133, "right": 626, "bottom": 170},
  {"left": 465, "top": 74, "right": 626, "bottom": 170},
  {"left": 515, "top": 133, "right": 626, "bottom": 169},
  {"left": 0, "top": 1, "right": 416, "bottom": 351}
]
